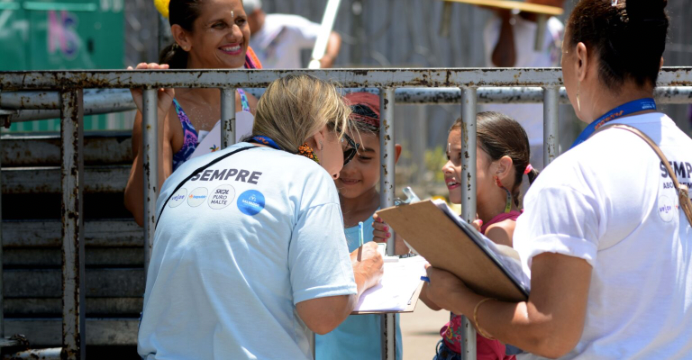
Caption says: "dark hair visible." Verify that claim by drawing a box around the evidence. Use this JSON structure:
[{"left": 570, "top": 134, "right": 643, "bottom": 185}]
[
  {"left": 349, "top": 104, "right": 379, "bottom": 134},
  {"left": 567, "top": 0, "right": 669, "bottom": 91},
  {"left": 158, "top": 0, "right": 205, "bottom": 69},
  {"left": 450, "top": 112, "right": 538, "bottom": 207}
]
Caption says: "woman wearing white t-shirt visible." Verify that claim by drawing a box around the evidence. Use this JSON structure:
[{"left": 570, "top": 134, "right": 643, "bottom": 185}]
[
  {"left": 425, "top": 0, "right": 692, "bottom": 359},
  {"left": 137, "top": 75, "right": 384, "bottom": 359}
]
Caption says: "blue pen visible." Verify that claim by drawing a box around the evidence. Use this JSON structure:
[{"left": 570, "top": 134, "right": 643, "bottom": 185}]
[
  {"left": 359, "top": 221, "right": 364, "bottom": 248},
  {"left": 421, "top": 276, "right": 430, "bottom": 283}
]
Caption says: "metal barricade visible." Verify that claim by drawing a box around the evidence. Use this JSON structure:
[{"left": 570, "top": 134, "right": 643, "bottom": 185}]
[{"left": 0, "top": 67, "right": 691, "bottom": 360}]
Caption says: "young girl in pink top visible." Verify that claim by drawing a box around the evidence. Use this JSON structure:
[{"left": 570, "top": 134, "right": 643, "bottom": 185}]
[{"left": 377, "top": 111, "right": 538, "bottom": 359}]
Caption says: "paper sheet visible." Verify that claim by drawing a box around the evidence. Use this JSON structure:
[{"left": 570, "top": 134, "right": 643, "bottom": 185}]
[
  {"left": 353, "top": 256, "right": 427, "bottom": 313},
  {"left": 189, "top": 111, "right": 254, "bottom": 159}
]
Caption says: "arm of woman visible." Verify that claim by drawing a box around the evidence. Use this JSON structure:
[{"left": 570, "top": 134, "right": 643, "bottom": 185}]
[
  {"left": 297, "top": 242, "right": 383, "bottom": 334},
  {"left": 296, "top": 295, "right": 358, "bottom": 335},
  {"left": 419, "top": 283, "right": 442, "bottom": 311},
  {"left": 490, "top": 10, "right": 517, "bottom": 67},
  {"left": 124, "top": 108, "right": 174, "bottom": 226},
  {"left": 319, "top": 32, "right": 342, "bottom": 68},
  {"left": 124, "top": 64, "right": 176, "bottom": 226},
  {"left": 426, "top": 253, "right": 592, "bottom": 358}
]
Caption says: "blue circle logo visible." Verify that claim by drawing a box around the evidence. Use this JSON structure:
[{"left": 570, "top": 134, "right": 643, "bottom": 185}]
[{"left": 237, "top": 190, "right": 265, "bottom": 216}]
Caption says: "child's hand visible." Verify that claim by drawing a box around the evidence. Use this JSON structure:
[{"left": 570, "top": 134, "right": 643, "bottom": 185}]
[
  {"left": 471, "top": 218, "right": 483, "bottom": 232},
  {"left": 372, "top": 214, "right": 391, "bottom": 243}
]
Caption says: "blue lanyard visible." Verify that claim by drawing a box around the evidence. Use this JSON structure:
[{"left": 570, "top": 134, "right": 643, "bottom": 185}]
[
  {"left": 250, "top": 136, "right": 282, "bottom": 150},
  {"left": 570, "top": 98, "right": 657, "bottom": 149}
]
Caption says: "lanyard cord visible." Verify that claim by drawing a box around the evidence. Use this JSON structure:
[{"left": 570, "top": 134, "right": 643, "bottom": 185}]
[{"left": 571, "top": 98, "right": 657, "bottom": 149}]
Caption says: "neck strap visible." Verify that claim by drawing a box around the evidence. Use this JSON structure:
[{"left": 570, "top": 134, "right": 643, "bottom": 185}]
[
  {"left": 570, "top": 98, "right": 656, "bottom": 149},
  {"left": 249, "top": 136, "right": 284, "bottom": 151}
]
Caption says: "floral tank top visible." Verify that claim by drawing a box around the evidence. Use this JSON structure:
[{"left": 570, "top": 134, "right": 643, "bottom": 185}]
[{"left": 171, "top": 89, "right": 250, "bottom": 171}]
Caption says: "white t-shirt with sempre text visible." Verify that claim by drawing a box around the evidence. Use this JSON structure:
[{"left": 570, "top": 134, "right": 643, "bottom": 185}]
[
  {"left": 514, "top": 113, "right": 692, "bottom": 359},
  {"left": 138, "top": 143, "right": 357, "bottom": 360}
]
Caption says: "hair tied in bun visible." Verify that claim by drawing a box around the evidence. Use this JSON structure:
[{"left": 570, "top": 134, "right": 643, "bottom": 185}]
[{"left": 626, "top": 0, "right": 668, "bottom": 23}]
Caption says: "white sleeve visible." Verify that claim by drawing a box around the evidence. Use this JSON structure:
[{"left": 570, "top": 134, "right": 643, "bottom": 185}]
[
  {"left": 514, "top": 185, "right": 601, "bottom": 269},
  {"left": 286, "top": 15, "right": 322, "bottom": 48},
  {"left": 288, "top": 202, "right": 357, "bottom": 304}
]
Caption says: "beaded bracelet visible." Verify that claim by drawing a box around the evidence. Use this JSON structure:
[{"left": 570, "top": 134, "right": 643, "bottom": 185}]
[{"left": 473, "top": 298, "right": 496, "bottom": 340}]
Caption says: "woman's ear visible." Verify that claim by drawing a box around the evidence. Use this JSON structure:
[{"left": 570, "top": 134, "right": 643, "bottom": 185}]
[
  {"left": 171, "top": 24, "right": 191, "bottom": 51},
  {"left": 394, "top": 144, "right": 402, "bottom": 165},
  {"left": 310, "top": 125, "right": 328, "bottom": 150},
  {"left": 496, "top": 155, "right": 514, "bottom": 183},
  {"left": 575, "top": 42, "right": 589, "bottom": 82}
]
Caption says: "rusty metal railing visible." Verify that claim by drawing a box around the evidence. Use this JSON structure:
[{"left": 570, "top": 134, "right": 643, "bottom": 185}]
[
  {"left": 3, "top": 86, "right": 692, "bottom": 123},
  {"left": 0, "top": 67, "right": 691, "bottom": 360}
]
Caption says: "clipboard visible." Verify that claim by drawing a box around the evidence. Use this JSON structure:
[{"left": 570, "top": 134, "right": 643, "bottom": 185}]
[{"left": 377, "top": 200, "right": 529, "bottom": 302}]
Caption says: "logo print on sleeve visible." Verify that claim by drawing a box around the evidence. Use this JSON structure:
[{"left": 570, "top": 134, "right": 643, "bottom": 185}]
[
  {"left": 168, "top": 188, "right": 188, "bottom": 208},
  {"left": 208, "top": 184, "right": 236, "bottom": 210},
  {"left": 658, "top": 195, "right": 675, "bottom": 223},
  {"left": 237, "top": 190, "right": 265, "bottom": 216},
  {"left": 187, "top": 187, "right": 208, "bottom": 207}
]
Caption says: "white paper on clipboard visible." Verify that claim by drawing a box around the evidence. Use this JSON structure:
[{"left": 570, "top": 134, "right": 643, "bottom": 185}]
[
  {"left": 189, "top": 111, "right": 254, "bottom": 159},
  {"left": 352, "top": 255, "right": 427, "bottom": 314}
]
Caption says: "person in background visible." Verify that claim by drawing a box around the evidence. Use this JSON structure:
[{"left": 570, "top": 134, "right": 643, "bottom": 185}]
[
  {"left": 316, "top": 92, "right": 404, "bottom": 360},
  {"left": 125, "top": 0, "right": 261, "bottom": 226},
  {"left": 137, "top": 74, "right": 384, "bottom": 359},
  {"left": 244, "top": 0, "right": 342, "bottom": 68},
  {"left": 380, "top": 112, "right": 537, "bottom": 360},
  {"left": 481, "top": 0, "right": 565, "bottom": 171},
  {"left": 426, "top": 1, "right": 692, "bottom": 359}
]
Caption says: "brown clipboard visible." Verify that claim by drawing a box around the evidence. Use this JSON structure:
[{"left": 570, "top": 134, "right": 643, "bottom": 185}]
[
  {"left": 351, "top": 281, "right": 424, "bottom": 315},
  {"left": 442, "top": 0, "right": 563, "bottom": 16},
  {"left": 377, "top": 200, "right": 528, "bottom": 302}
]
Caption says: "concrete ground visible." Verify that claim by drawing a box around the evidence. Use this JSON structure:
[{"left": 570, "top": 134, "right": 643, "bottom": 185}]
[{"left": 400, "top": 303, "right": 450, "bottom": 360}]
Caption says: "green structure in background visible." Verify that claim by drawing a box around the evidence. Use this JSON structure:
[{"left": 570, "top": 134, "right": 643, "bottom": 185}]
[{"left": 0, "top": 0, "right": 128, "bottom": 132}]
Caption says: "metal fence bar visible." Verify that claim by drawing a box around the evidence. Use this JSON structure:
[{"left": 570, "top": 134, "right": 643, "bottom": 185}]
[
  {"left": 142, "top": 89, "right": 158, "bottom": 274},
  {"left": 220, "top": 88, "right": 236, "bottom": 148},
  {"left": 379, "top": 87, "right": 397, "bottom": 360},
  {"left": 0, "top": 89, "right": 135, "bottom": 110},
  {"left": 9, "top": 86, "right": 692, "bottom": 109},
  {"left": 543, "top": 87, "right": 560, "bottom": 166},
  {"left": 60, "top": 89, "right": 86, "bottom": 360},
  {"left": 461, "top": 86, "right": 478, "bottom": 360},
  {"left": 6, "top": 86, "right": 692, "bottom": 122},
  {"left": 2, "top": 68, "right": 691, "bottom": 90}
]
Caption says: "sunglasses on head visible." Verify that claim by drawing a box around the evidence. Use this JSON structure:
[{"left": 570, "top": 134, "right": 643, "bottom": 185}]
[{"left": 341, "top": 132, "right": 359, "bottom": 166}]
